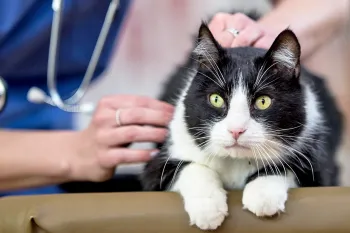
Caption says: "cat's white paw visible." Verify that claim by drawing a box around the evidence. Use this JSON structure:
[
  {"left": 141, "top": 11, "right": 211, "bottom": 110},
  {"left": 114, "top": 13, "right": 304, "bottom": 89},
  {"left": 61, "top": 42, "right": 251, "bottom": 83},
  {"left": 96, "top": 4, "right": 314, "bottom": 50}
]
[
  {"left": 184, "top": 191, "right": 228, "bottom": 230},
  {"left": 242, "top": 177, "right": 288, "bottom": 217}
]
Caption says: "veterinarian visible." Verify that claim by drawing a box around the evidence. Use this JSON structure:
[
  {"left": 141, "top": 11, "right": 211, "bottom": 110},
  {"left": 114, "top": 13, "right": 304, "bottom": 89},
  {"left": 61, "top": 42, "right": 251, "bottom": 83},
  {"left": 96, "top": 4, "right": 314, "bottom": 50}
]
[
  {"left": 0, "top": 0, "right": 348, "bottom": 196},
  {"left": 0, "top": 0, "right": 173, "bottom": 196}
]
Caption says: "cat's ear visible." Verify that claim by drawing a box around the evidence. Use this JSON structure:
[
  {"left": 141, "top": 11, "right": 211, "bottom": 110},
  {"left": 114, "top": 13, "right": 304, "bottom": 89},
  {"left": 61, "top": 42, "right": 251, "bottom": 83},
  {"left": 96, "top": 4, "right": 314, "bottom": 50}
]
[
  {"left": 264, "top": 29, "right": 301, "bottom": 78},
  {"left": 193, "top": 22, "right": 222, "bottom": 69}
]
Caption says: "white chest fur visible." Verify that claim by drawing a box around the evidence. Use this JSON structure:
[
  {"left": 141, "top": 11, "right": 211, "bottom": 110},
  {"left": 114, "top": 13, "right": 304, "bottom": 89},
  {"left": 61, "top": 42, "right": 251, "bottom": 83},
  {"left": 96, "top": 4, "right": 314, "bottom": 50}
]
[
  {"left": 203, "top": 157, "right": 259, "bottom": 190},
  {"left": 169, "top": 152, "right": 256, "bottom": 190}
]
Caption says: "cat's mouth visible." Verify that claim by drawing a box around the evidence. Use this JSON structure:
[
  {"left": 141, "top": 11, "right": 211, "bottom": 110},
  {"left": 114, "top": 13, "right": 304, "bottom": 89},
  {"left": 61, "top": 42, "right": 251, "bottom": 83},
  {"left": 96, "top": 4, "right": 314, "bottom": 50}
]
[{"left": 224, "top": 144, "right": 250, "bottom": 150}]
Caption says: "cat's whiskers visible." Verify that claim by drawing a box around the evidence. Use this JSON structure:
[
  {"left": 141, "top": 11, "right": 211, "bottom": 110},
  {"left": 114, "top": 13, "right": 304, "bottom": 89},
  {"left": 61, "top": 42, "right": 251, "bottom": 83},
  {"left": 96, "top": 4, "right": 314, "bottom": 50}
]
[
  {"left": 160, "top": 153, "right": 173, "bottom": 190},
  {"left": 183, "top": 66, "right": 224, "bottom": 89},
  {"left": 205, "top": 146, "right": 220, "bottom": 167},
  {"left": 254, "top": 60, "right": 268, "bottom": 89},
  {"left": 257, "top": 144, "right": 277, "bottom": 176},
  {"left": 259, "top": 136, "right": 308, "bottom": 169},
  {"left": 190, "top": 50, "right": 225, "bottom": 87},
  {"left": 255, "top": 75, "right": 278, "bottom": 93},
  {"left": 187, "top": 125, "right": 210, "bottom": 130},
  {"left": 192, "top": 130, "right": 208, "bottom": 137},
  {"left": 264, "top": 137, "right": 309, "bottom": 171},
  {"left": 193, "top": 38, "right": 226, "bottom": 85},
  {"left": 169, "top": 159, "right": 185, "bottom": 190},
  {"left": 197, "top": 45, "right": 226, "bottom": 85},
  {"left": 188, "top": 123, "right": 212, "bottom": 136},
  {"left": 262, "top": 124, "right": 326, "bottom": 144},
  {"left": 263, "top": 143, "right": 301, "bottom": 184},
  {"left": 286, "top": 155, "right": 309, "bottom": 173},
  {"left": 253, "top": 144, "right": 268, "bottom": 176},
  {"left": 258, "top": 145, "right": 278, "bottom": 175},
  {"left": 263, "top": 132, "right": 325, "bottom": 144},
  {"left": 195, "top": 135, "right": 212, "bottom": 142},
  {"left": 195, "top": 135, "right": 305, "bottom": 184},
  {"left": 264, "top": 124, "right": 304, "bottom": 132},
  {"left": 197, "top": 140, "right": 213, "bottom": 152},
  {"left": 262, "top": 137, "right": 324, "bottom": 170},
  {"left": 261, "top": 140, "right": 300, "bottom": 183},
  {"left": 194, "top": 131, "right": 313, "bottom": 182},
  {"left": 254, "top": 62, "right": 277, "bottom": 88},
  {"left": 250, "top": 146, "right": 260, "bottom": 178},
  {"left": 189, "top": 56, "right": 225, "bottom": 87},
  {"left": 254, "top": 61, "right": 280, "bottom": 89},
  {"left": 262, "top": 143, "right": 287, "bottom": 180},
  {"left": 266, "top": 139, "right": 315, "bottom": 181},
  {"left": 259, "top": 144, "right": 282, "bottom": 177}
]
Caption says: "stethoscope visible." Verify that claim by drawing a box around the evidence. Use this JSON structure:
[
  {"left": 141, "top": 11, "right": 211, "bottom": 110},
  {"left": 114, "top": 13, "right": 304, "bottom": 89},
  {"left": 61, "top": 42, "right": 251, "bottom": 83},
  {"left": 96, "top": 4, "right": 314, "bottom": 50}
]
[
  {"left": 0, "top": 76, "right": 7, "bottom": 113},
  {"left": 21, "top": 0, "right": 119, "bottom": 115}
]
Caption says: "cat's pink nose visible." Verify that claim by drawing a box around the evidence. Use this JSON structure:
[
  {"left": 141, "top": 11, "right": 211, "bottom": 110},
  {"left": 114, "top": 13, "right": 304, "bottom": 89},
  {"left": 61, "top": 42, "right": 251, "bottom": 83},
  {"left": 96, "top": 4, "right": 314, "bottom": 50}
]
[{"left": 230, "top": 128, "right": 246, "bottom": 140}]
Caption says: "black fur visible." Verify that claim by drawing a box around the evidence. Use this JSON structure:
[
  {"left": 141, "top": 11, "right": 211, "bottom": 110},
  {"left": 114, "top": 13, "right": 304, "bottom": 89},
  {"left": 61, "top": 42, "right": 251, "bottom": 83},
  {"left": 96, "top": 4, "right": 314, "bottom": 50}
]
[
  {"left": 141, "top": 148, "right": 190, "bottom": 191},
  {"left": 141, "top": 22, "right": 343, "bottom": 191}
]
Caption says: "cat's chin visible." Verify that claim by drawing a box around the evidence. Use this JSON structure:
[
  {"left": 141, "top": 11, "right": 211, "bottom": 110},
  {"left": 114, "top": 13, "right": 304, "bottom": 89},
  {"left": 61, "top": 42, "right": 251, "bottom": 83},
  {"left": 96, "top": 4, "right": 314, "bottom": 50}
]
[{"left": 221, "top": 145, "right": 255, "bottom": 159}]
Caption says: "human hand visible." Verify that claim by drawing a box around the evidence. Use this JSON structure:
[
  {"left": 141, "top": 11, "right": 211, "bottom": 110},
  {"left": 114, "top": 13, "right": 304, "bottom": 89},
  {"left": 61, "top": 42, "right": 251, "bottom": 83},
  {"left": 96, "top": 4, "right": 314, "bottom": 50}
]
[
  {"left": 70, "top": 95, "right": 174, "bottom": 182},
  {"left": 208, "top": 13, "right": 277, "bottom": 49}
]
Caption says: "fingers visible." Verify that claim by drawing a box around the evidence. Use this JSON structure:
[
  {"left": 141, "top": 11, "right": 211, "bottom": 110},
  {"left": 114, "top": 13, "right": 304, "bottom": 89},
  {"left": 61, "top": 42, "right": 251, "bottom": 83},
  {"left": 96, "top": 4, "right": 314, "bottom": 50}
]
[
  {"left": 225, "top": 13, "right": 253, "bottom": 31},
  {"left": 253, "top": 34, "right": 276, "bottom": 50},
  {"left": 209, "top": 12, "right": 265, "bottom": 48},
  {"left": 231, "top": 25, "right": 264, "bottom": 48},
  {"left": 93, "top": 107, "right": 173, "bottom": 128},
  {"left": 104, "top": 148, "right": 158, "bottom": 166},
  {"left": 209, "top": 13, "right": 232, "bottom": 47},
  {"left": 208, "top": 13, "right": 229, "bottom": 36},
  {"left": 99, "top": 95, "right": 174, "bottom": 113},
  {"left": 118, "top": 107, "right": 173, "bottom": 127},
  {"left": 98, "top": 126, "right": 168, "bottom": 146},
  {"left": 210, "top": 13, "right": 256, "bottom": 47},
  {"left": 215, "top": 30, "right": 235, "bottom": 48}
]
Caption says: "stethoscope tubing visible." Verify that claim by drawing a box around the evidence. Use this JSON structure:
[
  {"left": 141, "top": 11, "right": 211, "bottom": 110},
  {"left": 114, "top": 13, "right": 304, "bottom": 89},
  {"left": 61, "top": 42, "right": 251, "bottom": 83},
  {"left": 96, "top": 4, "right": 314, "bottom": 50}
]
[
  {"left": 47, "top": 0, "right": 119, "bottom": 113},
  {"left": 0, "top": 0, "right": 120, "bottom": 115}
]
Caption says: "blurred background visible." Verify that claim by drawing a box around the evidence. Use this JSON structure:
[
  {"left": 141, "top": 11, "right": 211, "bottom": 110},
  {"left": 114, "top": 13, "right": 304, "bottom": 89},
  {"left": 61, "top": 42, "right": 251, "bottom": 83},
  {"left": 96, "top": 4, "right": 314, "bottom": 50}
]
[{"left": 74, "top": 0, "right": 350, "bottom": 185}]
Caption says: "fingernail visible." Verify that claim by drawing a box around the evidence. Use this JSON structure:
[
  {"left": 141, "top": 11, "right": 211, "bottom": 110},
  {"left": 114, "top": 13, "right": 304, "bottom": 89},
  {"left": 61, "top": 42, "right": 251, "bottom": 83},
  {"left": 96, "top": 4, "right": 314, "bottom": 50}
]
[{"left": 150, "top": 150, "right": 159, "bottom": 157}]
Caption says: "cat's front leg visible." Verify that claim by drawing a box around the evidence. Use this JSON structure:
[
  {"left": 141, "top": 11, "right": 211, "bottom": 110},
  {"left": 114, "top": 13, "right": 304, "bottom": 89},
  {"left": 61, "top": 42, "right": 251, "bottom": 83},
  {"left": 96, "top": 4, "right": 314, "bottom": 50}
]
[
  {"left": 242, "top": 172, "right": 297, "bottom": 217},
  {"left": 171, "top": 163, "right": 228, "bottom": 230}
]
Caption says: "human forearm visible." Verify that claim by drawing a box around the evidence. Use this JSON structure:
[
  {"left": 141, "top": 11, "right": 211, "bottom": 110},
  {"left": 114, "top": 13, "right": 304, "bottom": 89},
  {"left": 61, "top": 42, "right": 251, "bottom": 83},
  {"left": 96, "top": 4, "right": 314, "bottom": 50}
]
[
  {"left": 0, "top": 95, "right": 174, "bottom": 192},
  {"left": 0, "top": 130, "right": 78, "bottom": 191},
  {"left": 258, "top": 0, "right": 349, "bottom": 60},
  {"left": 0, "top": 176, "right": 68, "bottom": 192}
]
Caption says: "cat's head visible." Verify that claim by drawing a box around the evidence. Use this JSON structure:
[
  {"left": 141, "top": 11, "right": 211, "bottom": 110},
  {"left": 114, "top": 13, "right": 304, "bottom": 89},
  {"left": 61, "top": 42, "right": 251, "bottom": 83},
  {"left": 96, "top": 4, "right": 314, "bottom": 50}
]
[{"left": 177, "top": 23, "right": 307, "bottom": 160}]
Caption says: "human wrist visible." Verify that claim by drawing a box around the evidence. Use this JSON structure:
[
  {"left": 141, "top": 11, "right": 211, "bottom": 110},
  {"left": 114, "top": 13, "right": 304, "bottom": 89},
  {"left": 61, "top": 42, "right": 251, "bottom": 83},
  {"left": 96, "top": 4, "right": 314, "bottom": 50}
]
[
  {"left": 63, "top": 129, "right": 94, "bottom": 182},
  {"left": 44, "top": 131, "right": 83, "bottom": 181}
]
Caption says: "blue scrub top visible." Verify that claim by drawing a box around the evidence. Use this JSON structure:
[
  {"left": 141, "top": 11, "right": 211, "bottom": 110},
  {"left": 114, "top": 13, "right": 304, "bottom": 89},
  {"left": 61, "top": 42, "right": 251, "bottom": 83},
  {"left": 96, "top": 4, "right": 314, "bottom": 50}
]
[{"left": 0, "top": 0, "right": 132, "bottom": 196}]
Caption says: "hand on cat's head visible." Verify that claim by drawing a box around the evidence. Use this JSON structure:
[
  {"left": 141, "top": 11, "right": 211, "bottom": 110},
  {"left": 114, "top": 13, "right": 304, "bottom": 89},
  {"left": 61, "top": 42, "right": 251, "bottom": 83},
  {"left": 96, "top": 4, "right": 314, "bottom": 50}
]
[
  {"left": 196, "top": 21, "right": 301, "bottom": 78},
  {"left": 208, "top": 12, "right": 279, "bottom": 50}
]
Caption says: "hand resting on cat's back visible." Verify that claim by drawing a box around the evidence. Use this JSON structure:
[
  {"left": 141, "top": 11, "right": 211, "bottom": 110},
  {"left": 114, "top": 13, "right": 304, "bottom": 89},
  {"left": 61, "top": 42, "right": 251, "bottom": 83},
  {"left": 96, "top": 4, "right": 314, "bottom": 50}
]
[{"left": 140, "top": 22, "right": 343, "bottom": 230}]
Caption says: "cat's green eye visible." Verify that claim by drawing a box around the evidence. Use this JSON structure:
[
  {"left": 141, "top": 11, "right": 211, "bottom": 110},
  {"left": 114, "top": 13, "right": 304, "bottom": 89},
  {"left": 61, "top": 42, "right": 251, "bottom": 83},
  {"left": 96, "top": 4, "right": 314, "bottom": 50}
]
[
  {"left": 255, "top": 95, "right": 272, "bottom": 110},
  {"left": 209, "top": 94, "right": 225, "bottom": 108}
]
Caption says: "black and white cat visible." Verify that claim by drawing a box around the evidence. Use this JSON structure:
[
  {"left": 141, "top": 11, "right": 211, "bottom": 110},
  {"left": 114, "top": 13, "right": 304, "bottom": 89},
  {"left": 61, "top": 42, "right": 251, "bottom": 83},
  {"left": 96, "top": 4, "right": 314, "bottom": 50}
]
[{"left": 141, "top": 23, "right": 343, "bottom": 230}]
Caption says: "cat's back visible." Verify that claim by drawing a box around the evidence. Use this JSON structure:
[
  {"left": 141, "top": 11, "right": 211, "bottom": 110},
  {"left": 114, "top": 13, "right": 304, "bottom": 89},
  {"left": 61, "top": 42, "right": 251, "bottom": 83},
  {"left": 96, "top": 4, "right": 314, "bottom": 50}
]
[
  {"left": 300, "top": 68, "right": 343, "bottom": 142},
  {"left": 299, "top": 68, "right": 343, "bottom": 186}
]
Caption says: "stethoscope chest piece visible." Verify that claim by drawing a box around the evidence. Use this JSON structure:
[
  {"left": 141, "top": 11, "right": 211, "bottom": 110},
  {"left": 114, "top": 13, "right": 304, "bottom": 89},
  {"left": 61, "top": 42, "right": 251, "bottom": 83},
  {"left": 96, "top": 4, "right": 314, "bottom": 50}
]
[{"left": 0, "top": 76, "right": 7, "bottom": 113}]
